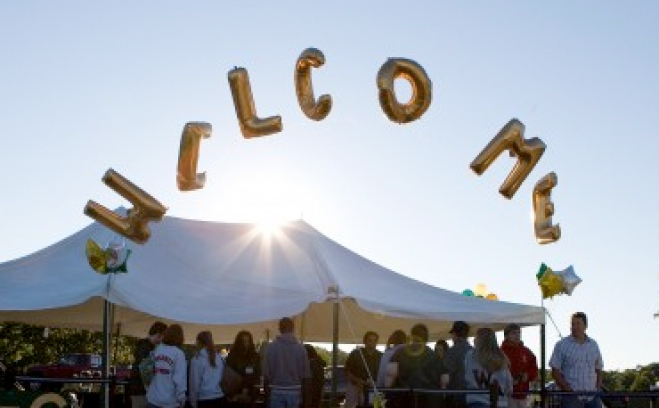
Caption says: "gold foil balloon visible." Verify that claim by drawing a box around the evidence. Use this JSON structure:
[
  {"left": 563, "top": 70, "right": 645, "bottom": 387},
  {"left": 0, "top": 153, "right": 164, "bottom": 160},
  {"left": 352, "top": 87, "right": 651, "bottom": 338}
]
[
  {"left": 376, "top": 58, "right": 432, "bottom": 123},
  {"left": 486, "top": 293, "right": 499, "bottom": 301},
  {"left": 295, "top": 48, "right": 332, "bottom": 121},
  {"left": 533, "top": 172, "right": 561, "bottom": 244},
  {"left": 177, "top": 122, "right": 212, "bottom": 191},
  {"left": 538, "top": 268, "right": 563, "bottom": 299},
  {"left": 557, "top": 265, "right": 581, "bottom": 295},
  {"left": 228, "top": 67, "right": 283, "bottom": 138},
  {"left": 470, "top": 119, "right": 546, "bottom": 199},
  {"left": 86, "top": 239, "right": 107, "bottom": 273},
  {"left": 84, "top": 168, "right": 167, "bottom": 244},
  {"left": 85, "top": 239, "right": 130, "bottom": 274}
]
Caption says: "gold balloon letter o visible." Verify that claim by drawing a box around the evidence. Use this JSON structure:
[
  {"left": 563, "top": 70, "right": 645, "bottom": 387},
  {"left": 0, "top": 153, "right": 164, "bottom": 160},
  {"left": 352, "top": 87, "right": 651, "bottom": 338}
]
[{"left": 377, "top": 58, "right": 432, "bottom": 123}]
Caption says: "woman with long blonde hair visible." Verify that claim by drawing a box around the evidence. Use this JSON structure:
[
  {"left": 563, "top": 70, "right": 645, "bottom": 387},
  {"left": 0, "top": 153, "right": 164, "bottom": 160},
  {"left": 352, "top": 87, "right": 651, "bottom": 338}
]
[{"left": 464, "top": 328, "right": 513, "bottom": 408}]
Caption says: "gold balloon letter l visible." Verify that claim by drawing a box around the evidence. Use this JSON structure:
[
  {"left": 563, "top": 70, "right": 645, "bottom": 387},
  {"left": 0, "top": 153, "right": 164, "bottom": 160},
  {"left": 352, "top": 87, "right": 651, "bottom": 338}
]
[
  {"left": 84, "top": 169, "right": 167, "bottom": 244},
  {"left": 533, "top": 172, "right": 561, "bottom": 244},
  {"left": 295, "top": 48, "right": 332, "bottom": 121},
  {"left": 228, "top": 67, "right": 283, "bottom": 138},
  {"left": 470, "top": 119, "right": 546, "bottom": 199},
  {"left": 377, "top": 58, "right": 432, "bottom": 123},
  {"left": 177, "top": 122, "right": 212, "bottom": 191}
]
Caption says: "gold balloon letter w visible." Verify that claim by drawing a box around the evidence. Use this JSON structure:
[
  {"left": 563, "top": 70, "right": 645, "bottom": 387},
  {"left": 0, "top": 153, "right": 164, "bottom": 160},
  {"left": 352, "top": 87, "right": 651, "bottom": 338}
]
[{"left": 84, "top": 169, "right": 167, "bottom": 244}]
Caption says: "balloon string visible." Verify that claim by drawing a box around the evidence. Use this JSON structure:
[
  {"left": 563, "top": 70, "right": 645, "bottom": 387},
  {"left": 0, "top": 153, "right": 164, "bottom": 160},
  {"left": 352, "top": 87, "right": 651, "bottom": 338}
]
[
  {"left": 544, "top": 307, "right": 562, "bottom": 339},
  {"left": 338, "top": 297, "right": 379, "bottom": 393}
]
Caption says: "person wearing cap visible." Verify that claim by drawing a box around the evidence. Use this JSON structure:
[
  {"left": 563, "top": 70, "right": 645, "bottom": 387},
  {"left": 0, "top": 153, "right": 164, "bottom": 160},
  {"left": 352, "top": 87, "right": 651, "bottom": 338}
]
[
  {"left": 501, "top": 324, "right": 538, "bottom": 408},
  {"left": 444, "top": 321, "right": 473, "bottom": 408},
  {"left": 549, "top": 312, "right": 603, "bottom": 408}
]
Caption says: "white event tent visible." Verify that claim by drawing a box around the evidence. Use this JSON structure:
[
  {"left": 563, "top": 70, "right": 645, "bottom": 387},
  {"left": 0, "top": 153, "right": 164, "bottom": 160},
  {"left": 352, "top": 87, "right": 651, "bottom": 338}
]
[{"left": 0, "top": 211, "right": 545, "bottom": 344}]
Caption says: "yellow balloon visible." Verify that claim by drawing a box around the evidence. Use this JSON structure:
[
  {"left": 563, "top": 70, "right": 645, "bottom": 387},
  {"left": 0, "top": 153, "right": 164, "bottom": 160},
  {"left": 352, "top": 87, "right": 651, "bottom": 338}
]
[
  {"left": 474, "top": 283, "right": 488, "bottom": 297},
  {"left": 538, "top": 268, "right": 563, "bottom": 299},
  {"left": 295, "top": 48, "right": 332, "bottom": 121},
  {"left": 85, "top": 168, "right": 167, "bottom": 244},
  {"left": 533, "top": 172, "right": 561, "bottom": 244},
  {"left": 86, "top": 239, "right": 107, "bottom": 274},
  {"left": 470, "top": 119, "right": 546, "bottom": 199},
  {"left": 377, "top": 58, "right": 432, "bottom": 123},
  {"left": 486, "top": 293, "right": 499, "bottom": 301},
  {"left": 228, "top": 67, "right": 283, "bottom": 138},
  {"left": 177, "top": 122, "right": 212, "bottom": 191}
]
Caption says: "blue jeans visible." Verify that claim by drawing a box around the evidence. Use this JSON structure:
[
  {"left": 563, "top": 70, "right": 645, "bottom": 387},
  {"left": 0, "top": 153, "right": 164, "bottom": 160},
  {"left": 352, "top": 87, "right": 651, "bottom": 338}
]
[{"left": 269, "top": 389, "right": 301, "bottom": 408}]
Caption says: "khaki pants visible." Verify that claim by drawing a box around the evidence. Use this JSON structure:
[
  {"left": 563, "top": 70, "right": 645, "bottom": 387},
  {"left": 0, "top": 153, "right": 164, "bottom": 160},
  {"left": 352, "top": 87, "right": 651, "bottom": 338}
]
[
  {"left": 131, "top": 395, "right": 148, "bottom": 408},
  {"left": 344, "top": 382, "right": 364, "bottom": 408}
]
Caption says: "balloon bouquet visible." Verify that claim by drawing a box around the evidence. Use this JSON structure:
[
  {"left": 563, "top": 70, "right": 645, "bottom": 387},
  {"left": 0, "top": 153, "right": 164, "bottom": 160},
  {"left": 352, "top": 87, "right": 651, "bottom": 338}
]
[
  {"left": 462, "top": 283, "right": 499, "bottom": 300},
  {"left": 85, "top": 238, "right": 131, "bottom": 274},
  {"left": 536, "top": 263, "right": 581, "bottom": 299}
]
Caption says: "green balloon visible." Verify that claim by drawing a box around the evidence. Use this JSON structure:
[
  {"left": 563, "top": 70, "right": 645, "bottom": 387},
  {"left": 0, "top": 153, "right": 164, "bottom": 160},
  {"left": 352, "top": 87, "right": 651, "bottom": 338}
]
[{"left": 462, "top": 289, "right": 474, "bottom": 296}]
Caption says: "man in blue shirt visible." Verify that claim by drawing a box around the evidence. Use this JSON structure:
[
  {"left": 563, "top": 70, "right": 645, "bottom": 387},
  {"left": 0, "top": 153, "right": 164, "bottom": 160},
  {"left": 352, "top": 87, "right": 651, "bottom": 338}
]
[{"left": 549, "top": 312, "right": 603, "bottom": 408}]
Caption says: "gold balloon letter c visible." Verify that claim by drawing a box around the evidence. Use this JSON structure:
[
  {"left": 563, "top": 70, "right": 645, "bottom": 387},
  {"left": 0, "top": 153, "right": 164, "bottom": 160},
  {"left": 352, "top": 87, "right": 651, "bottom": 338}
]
[
  {"left": 295, "top": 48, "right": 332, "bottom": 121},
  {"left": 177, "top": 122, "right": 212, "bottom": 191},
  {"left": 228, "top": 67, "right": 283, "bottom": 138},
  {"left": 377, "top": 58, "right": 432, "bottom": 123},
  {"left": 470, "top": 119, "right": 546, "bottom": 199},
  {"left": 84, "top": 169, "right": 167, "bottom": 244},
  {"left": 533, "top": 172, "right": 561, "bottom": 244}
]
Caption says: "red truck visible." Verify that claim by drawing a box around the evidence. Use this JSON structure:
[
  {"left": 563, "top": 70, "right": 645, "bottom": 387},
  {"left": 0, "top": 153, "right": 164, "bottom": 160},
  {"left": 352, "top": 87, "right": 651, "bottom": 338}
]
[{"left": 25, "top": 353, "right": 130, "bottom": 392}]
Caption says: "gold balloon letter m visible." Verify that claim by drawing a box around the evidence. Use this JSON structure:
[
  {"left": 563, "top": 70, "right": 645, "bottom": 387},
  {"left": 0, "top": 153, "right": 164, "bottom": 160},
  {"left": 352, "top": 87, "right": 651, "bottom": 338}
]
[
  {"left": 533, "top": 172, "right": 561, "bottom": 244},
  {"left": 470, "top": 119, "right": 546, "bottom": 199},
  {"left": 84, "top": 169, "right": 167, "bottom": 244}
]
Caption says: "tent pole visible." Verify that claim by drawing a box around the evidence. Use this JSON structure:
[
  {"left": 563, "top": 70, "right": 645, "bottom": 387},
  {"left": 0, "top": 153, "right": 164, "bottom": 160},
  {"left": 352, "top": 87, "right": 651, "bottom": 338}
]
[
  {"left": 101, "top": 299, "right": 111, "bottom": 408},
  {"left": 330, "top": 287, "right": 339, "bottom": 407},
  {"left": 540, "top": 323, "right": 546, "bottom": 408}
]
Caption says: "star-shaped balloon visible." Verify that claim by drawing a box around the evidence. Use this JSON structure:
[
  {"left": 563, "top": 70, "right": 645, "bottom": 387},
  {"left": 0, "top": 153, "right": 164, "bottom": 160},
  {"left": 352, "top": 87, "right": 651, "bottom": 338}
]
[
  {"left": 557, "top": 265, "right": 581, "bottom": 295},
  {"left": 538, "top": 268, "right": 563, "bottom": 299},
  {"left": 86, "top": 239, "right": 131, "bottom": 274}
]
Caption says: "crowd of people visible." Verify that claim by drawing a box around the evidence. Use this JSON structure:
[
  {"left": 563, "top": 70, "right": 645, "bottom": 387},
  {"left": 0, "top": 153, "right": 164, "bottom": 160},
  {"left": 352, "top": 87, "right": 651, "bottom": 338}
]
[
  {"left": 130, "top": 318, "right": 322, "bottom": 408},
  {"left": 129, "top": 311, "right": 602, "bottom": 408},
  {"left": 343, "top": 312, "right": 602, "bottom": 408}
]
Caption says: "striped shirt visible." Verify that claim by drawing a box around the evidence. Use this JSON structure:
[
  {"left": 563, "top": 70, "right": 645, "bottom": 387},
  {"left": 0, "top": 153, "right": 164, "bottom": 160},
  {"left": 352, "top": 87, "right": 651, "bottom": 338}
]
[{"left": 548, "top": 335, "right": 603, "bottom": 391}]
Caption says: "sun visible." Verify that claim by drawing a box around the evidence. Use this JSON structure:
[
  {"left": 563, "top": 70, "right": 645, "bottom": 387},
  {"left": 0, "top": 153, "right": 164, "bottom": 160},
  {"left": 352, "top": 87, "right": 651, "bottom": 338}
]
[{"left": 215, "top": 168, "right": 306, "bottom": 233}]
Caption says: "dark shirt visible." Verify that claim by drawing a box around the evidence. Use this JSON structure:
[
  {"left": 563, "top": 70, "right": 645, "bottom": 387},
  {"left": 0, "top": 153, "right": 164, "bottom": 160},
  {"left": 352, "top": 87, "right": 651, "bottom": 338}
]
[
  {"left": 226, "top": 349, "right": 261, "bottom": 393},
  {"left": 345, "top": 347, "right": 382, "bottom": 383},
  {"left": 308, "top": 357, "right": 326, "bottom": 408},
  {"left": 444, "top": 337, "right": 473, "bottom": 391},
  {"left": 130, "top": 338, "right": 154, "bottom": 395},
  {"left": 391, "top": 345, "right": 445, "bottom": 389}
]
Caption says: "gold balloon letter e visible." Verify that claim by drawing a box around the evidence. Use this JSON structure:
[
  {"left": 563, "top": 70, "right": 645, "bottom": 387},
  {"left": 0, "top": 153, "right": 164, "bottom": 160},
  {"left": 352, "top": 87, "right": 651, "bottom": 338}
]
[
  {"left": 377, "top": 58, "right": 432, "bottom": 123},
  {"left": 533, "top": 172, "right": 561, "bottom": 244},
  {"left": 295, "top": 48, "right": 332, "bottom": 121},
  {"left": 177, "top": 122, "right": 212, "bottom": 191},
  {"left": 470, "top": 119, "right": 546, "bottom": 199},
  {"left": 84, "top": 169, "right": 167, "bottom": 244},
  {"left": 228, "top": 67, "right": 283, "bottom": 138}
]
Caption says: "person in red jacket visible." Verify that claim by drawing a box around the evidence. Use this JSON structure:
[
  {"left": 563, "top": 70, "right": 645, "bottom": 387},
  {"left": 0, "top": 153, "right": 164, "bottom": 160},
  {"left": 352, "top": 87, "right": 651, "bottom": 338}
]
[{"left": 501, "top": 324, "right": 538, "bottom": 408}]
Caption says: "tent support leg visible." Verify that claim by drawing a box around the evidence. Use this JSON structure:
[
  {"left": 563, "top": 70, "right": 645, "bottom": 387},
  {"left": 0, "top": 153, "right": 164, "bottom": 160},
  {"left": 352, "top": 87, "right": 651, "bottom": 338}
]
[
  {"left": 540, "top": 323, "right": 546, "bottom": 408},
  {"left": 101, "top": 299, "right": 111, "bottom": 408},
  {"left": 330, "top": 300, "right": 339, "bottom": 407}
]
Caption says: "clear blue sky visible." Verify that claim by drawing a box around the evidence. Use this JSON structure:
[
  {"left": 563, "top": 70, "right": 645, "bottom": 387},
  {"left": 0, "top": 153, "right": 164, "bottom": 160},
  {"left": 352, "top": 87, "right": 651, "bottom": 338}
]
[{"left": 1, "top": 2, "right": 657, "bottom": 370}]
